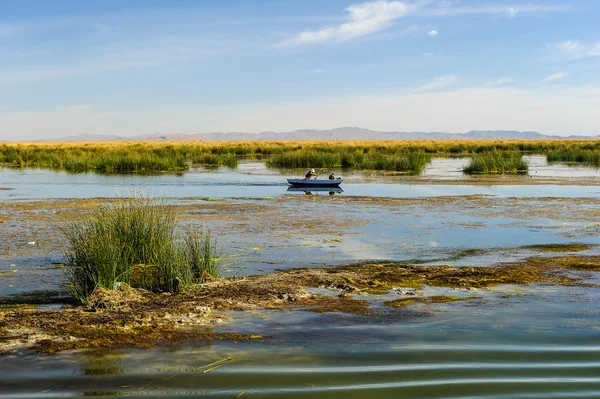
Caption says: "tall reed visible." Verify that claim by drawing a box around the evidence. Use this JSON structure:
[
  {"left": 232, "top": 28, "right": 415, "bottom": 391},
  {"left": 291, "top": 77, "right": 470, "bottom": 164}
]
[
  {"left": 266, "top": 149, "right": 432, "bottom": 172},
  {"left": 463, "top": 152, "right": 528, "bottom": 174},
  {"left": 4, "top": 139, "right": 600, "bottom": 173},
  {"left": 61, "top": 197, "right": 220, "bottom": 303},
  {"left": 547, "top": 150, "right": 600, "bottom": 165}
]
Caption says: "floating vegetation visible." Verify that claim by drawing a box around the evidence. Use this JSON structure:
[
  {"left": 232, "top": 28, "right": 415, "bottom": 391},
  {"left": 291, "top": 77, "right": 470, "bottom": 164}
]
[
  {"left": 61, "top": 197, "right": 220, "bottom": 303},
  {"left": 384, "top": 295, "right": 481, "bottom": 308},
  {"left": 520, "top": 243, "right": 594, "bottom": 253},
  {"left": 463, "top": 152, "right": 528, "bottom": 175}
]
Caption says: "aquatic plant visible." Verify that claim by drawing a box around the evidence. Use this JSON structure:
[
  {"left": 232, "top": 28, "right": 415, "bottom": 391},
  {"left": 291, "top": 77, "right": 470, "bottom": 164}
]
[
  {"left": 184, "top": 229, "right": 221, "bottom": 282},
  {"left": 463, "top": 152, "right": 528, "bottom": 174},
  {"left": 191, "top": 153, "right": 238, "bottom": 168},
  {"left": 547, "top": 149, "right": 600, "bottom": 165},
  {"left": 266, "top": 149, "right": 432, "bottom": 172},
  {"left": 4, "top": 139, "right": 600, "bottom": 174},
  {"left": 61, "top": 197, "right": 219, "bottom": 303}
]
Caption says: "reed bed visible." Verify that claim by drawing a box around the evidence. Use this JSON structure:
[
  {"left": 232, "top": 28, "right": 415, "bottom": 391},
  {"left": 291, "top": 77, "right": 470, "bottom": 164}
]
[
  {"left": 547, "top": 149, "right": 600, "bottom": 165},
  {"left": 3, "top": 139, "right": 600, "bottom": 173},
  {"left": 463, "top": 152, "right": 529, "bottom": 174},
  {"left": 266, "top": 149, "right": 432, "bottom": 173},
  {"left": 61, "top": 197, "right": 219, "bottom": 303}
]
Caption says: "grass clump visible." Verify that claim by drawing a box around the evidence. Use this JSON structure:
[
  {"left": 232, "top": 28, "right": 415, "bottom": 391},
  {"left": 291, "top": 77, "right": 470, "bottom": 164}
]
[
  {"left": 266, "top": 149, "right": 431, "bottom": 173},
  {"left": 463, "top": 152, "right": 528, "bottom": 174},
  {"left": 61, "top": 198, "right": 219, "bottom": 303},
  {"left": 547, "top": 150, "right": 600, "bottom": 165}
]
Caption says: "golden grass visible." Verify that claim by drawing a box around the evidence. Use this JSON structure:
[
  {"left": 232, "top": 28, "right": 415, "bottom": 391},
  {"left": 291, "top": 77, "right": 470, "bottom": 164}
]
[
  {"left": 4, "top": 139, "right": 600, "bottom": 172},
  {"left": 3, "top": 138, "right": 600, "bottom": 157}
]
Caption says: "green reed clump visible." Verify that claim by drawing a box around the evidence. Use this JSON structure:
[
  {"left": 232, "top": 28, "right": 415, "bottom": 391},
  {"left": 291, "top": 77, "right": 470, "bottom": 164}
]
[
  {"left": 463, "top": 152, "right": 528, "bottom": 174},
  {"left": 266, "top": 150, "right": 338, "bottom": 168},
  {"left": 547, "top": 150, "right": 600, "bottom": 165},
  {"left": 266, "top": 149, "right": 431, "bottom": 172},
  {"left": 184, "top": 230, "right": 221, "bottom": 281},
  {"left": 191, "top": 153, "right": 238, "bottom": 168},
  {"left": 61, "top": 198, "right": 220, "bottom": 303}
]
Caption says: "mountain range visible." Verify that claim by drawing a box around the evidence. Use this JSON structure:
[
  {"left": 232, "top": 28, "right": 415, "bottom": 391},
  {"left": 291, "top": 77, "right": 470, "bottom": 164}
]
[{"left": 33, "top": 127, "right": 598, "bottom": 142}]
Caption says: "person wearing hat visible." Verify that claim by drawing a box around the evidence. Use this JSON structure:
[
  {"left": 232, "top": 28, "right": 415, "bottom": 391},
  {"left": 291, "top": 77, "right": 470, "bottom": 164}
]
[
  {"left": 328, "top": 172, "right": 336, "bottom": 180},
  {"left": 305, "top": 168, "right": 318, "bottom": 179}
]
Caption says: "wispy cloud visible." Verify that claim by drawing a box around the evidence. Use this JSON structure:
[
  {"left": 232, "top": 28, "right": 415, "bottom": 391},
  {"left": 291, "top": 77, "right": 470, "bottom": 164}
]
[
  {"left": 279, "top": 1, "right": 412, "bottom": 47},
  {"left": 412, "top": 75, "right": 456, "bottom": 93},
  {"left": 422, "top": 3, "right": 570, "bottom": 17},
  {"left": 279, "top": 1, "right": 568, "bottom": 47},
  {"left": 0, "top": 36, "right": 232, "bottom": 85},
  {"left": 551, "top": 40, "right": 600, "bottom": 60},
  {"left": 481, "top": 78, "right": 516, "bottom": 87},
  {"left": 542, "top": 71, "right": 569, "bottom": 83}
]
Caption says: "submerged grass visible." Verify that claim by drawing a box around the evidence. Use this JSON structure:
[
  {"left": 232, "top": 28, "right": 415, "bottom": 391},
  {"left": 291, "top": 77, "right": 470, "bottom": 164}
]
[
  {"left": 384, "top": 295, "right": 481, "bottom": 308},
  {"left": 61, "top": 197, "right": 219, "bottom": 303},
  {"left": 463, "top": 152, "right": 528, "bottom": 174},
  {"left": 520, "top": 243, "right": 594, "bottom": 253}
]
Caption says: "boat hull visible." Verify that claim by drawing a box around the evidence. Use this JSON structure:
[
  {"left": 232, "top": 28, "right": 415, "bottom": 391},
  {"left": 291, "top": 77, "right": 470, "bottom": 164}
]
[
  {"left": 287, "top": 178, "right": 342, "bottom": 187},
  {"left": 287, "top": 187, "right": 343, "bottom": 193}
]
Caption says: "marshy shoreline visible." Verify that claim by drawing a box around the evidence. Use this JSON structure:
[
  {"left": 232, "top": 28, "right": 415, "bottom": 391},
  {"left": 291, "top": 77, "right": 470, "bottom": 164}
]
[
  {"left": 2, "top": 161, "right": 600, "bottom": 360},
  {"left": 1, "top": 254, "right": 598, "bottom": 355}
]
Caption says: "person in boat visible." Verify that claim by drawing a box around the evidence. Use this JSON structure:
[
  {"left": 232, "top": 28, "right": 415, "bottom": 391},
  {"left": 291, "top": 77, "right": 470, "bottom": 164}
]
[
  {"left": 329, "top": 172, "right": 336, "bottom": 180},
  {"left": 305, "top": 168, "right": 318, "bottom": 179}
]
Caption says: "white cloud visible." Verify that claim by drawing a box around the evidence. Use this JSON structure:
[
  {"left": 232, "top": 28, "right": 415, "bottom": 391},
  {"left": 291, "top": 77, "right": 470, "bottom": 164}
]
[
  {"left": 279, "top": 2, "right": 567, "bottom": 47},
  {"left": 542, "top": 71, "right": 568, "bottom": 83},
  {"left": 552, "top": 40, "right": 600, "bottom": 60},
  {"left": 279, "top": 0, "right": 411, "bottom": 47},
  {"left": 481, "top": 78, "right": 516, "bottom": 87},
  {"left": 428, "top": 30, "right": 438, "bottom": 37},
  {"left": 424, "top": 4, "right": 569, "bottom": 17},
  {"left": 412, "top": 75, "right": 456, "bottom": 93}
]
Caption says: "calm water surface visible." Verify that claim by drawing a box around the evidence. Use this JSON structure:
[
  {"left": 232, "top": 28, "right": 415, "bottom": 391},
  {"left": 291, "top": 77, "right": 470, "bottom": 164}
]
[
  {"left": 2, "top": 160, "right": 600, "bottom": 398},
  {"left": 2, "top": 157, "right": 600, "bottom": 200}
]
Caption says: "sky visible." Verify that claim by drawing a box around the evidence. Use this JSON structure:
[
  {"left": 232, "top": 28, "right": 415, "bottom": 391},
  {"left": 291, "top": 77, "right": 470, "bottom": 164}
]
[{"left": 0, "top": 0, "right": 599, "bottom": 140}]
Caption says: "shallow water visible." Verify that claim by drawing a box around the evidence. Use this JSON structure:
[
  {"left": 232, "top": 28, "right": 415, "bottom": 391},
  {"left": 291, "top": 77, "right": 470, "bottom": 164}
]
[
  {"left": 2, "top": 284, "right": 600, "bottom": 398},
  {"left": 2, "top": 161, "right": 600, "bottom": 397},
  {"left": 2, "top": 159, "right": 600, "bottom": 200}
]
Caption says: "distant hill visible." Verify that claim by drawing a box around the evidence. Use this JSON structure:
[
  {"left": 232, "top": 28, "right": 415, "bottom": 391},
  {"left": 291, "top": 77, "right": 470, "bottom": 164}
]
[{"left": 35, "top": 127, "right": 598, "bottom": 142}]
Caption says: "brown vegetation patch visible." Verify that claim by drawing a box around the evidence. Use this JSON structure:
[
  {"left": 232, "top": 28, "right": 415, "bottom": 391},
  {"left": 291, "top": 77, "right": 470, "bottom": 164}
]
[
  {"left": 384, "top": 295, "right": 482, "bottom": 308},
  {"left": 304, "top": 296, "right": 370, "bottom": 315},
  {"left": 524, "top": 255, "right": 600, "bottom": 272},
  {"left": 520, "top": 243, "right": 594, "bottom": 253}
]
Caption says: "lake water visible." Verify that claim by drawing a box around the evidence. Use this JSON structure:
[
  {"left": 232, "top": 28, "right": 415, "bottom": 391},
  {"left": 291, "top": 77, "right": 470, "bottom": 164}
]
[
  {"left": 2, "top": 158, "right": 600, "bottom": 398},
  {"left": 2, "top": 156, "right": 600, "bottom": 200}
]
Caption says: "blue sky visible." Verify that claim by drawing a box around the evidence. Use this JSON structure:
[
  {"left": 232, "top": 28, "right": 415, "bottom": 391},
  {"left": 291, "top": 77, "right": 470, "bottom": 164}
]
[{"left": 1, "top": 0, "right": 599, "bottom": 139}]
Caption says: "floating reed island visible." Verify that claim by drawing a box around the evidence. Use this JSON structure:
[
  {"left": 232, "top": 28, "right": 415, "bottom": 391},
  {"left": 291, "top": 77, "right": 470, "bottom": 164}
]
[{"left": 2, "top": 139, "right": 600, "bottom": 174}]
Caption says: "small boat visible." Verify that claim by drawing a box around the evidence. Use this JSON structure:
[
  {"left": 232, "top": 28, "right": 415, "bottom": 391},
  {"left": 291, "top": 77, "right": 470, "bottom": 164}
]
[{"left": 287, "top": 178, "right": 342, "bottom": 187}]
